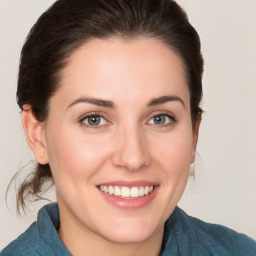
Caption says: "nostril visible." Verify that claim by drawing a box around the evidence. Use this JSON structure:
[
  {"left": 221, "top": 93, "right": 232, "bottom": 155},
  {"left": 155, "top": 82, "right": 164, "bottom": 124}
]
[{"left": 111, "top": 144, "right": 151, "bottom": 171}]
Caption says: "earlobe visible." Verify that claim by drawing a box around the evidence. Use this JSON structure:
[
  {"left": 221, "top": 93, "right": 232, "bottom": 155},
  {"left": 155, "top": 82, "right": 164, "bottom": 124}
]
[
  {"left": 22, "top": 104, "right": 49, "bottom": 165},
  {"left": 190, "top": 149, "right": 196, "bottom": 164},
  {"left": 190, "top": 113, "right": 202, "bottom": 163}
]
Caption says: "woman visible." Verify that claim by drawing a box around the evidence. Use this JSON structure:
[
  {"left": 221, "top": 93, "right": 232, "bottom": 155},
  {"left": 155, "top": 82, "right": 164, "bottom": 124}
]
[{"left": 1, "top": 0, "right": 255, "bottom": 255}]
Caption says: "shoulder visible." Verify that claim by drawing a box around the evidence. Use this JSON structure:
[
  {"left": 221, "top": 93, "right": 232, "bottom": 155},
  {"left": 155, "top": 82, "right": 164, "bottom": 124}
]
[
  {"left": 0, "top": 223, "right": 42, "bottom": 256},
  {"left": 187, "top": 211, "right": 256, "bottom": 253},
  {"left": 1, "top": 203, "right": 70, "bottom": 256},
  {"left": 163, "top": 207, "right": 256, "bottom": 256}
]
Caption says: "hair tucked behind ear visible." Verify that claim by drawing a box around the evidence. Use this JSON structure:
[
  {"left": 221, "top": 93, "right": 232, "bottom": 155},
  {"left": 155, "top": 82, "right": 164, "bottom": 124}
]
[{"left": 11, "top": 0, "right": 203, "bottom": 213}]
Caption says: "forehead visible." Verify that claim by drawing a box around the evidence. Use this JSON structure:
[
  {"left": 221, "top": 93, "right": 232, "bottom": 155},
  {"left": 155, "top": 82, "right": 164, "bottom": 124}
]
[{"left": 55, "top": 37, "right": 190, "bottom": 108}]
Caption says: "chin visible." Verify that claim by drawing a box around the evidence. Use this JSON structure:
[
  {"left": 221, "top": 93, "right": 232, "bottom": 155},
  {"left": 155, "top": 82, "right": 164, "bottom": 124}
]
[{"left": 94, "top": 215, "right": 164, "bottom": 244}]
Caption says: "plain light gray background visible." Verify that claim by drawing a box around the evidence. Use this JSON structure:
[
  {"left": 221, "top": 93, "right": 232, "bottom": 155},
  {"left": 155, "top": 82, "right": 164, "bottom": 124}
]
[{"left": 0, "top": 0, "right": 255, "bottom": 249}]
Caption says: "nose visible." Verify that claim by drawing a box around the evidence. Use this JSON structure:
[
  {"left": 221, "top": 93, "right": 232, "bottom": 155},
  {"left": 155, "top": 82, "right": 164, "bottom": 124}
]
[{"left": 111, "top": 127, "right": 151, "bottom": 172}]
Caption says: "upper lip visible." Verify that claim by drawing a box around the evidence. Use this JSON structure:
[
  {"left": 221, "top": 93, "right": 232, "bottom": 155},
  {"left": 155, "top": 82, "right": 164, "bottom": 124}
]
[{"left": 97, "top": 180, "right": 158, "bottom": 187}]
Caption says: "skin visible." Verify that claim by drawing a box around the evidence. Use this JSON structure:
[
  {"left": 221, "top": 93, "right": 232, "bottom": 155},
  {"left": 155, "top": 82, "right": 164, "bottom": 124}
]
[{"left": 22, "top": 37, "right": 201, "bottom": 256}]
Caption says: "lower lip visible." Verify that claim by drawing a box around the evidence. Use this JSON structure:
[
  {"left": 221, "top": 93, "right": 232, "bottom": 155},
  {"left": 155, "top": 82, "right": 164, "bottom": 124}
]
[{"left": 98, "top": 186, "right": 159, "bottom": 210}]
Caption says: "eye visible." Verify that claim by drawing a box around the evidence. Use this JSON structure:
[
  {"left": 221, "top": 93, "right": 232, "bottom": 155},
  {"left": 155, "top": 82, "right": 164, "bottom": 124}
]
[
  {"left": 148, "top": 114, "right": 175, "bottom": 125},
  {"left": 80, "top": 115, "right": 107, "bottom": 126}
]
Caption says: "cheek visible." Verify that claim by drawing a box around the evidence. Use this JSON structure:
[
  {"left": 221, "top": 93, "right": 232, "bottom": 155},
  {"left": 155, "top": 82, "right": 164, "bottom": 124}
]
[
  {"left": 45, "top": 128, "right": 115, "bottom": 209},
  {"left": 45, "top": 126, "right": 111, "bottom": 183},
  {"left": 154, "top": 130, "right": 193, "bottom": 166}
]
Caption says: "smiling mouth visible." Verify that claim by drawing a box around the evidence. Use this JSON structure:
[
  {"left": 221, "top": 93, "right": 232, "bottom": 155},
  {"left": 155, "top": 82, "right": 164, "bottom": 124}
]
[{"left": 99, "top": 185, "right": 155, "bottom": 199}]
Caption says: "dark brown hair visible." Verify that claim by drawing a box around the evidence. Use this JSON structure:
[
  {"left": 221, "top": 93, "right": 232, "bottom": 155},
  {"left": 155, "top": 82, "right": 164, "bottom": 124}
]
[{"left": 13, "top": 0, "right": 204, "bottom": 213}]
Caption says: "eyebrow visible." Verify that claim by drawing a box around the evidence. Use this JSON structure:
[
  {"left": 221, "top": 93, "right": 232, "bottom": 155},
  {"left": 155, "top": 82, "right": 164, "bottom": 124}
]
[
  {"left": 67, "top": 94, "right": 185, "bottom": 109},
  {"left": 148, "top": 95, "right": 185, "bottom": 107},
  {"left": 67, "top": 96, "right": 115, "bottom": 109}
]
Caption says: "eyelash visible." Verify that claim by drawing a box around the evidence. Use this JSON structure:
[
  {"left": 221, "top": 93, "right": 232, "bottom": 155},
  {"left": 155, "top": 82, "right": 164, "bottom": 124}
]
[
  {"left": 78, "top": 112, "right": 176, "bottom": 128},
  {"left": 148, "top": 112, "right": 176, "bottom": 127},
  {"left": 79, "top": 112, "right": 109, "bottom": 129}
]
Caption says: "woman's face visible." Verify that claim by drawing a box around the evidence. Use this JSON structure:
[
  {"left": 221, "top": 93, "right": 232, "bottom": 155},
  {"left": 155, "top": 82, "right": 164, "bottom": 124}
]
[{"left": 42, "top": 38, "right": 200, "bottom": 243}]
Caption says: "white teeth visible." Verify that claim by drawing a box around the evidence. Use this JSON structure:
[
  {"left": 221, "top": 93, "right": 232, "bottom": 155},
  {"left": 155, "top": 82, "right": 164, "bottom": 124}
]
[
  {"left": 114, "top": 186, "right": 121, "bottom": 196},
  {"left": 144, "top": 186, "right": 149, "bottom": 195},
  {"left": 139, "top": 187, "right": 145, "bottom": 196},
  {"left": 108, "top": 186, "right": 114, "bottom": 195},
  {"left": 121, "top": 187, "right": 130, "bottom": 198},
  {"left": 130, "top": 187, "right": 139, "bottom": 198},
  {"left": 99, "top": 185, "right": 154, "bottom": 198}
]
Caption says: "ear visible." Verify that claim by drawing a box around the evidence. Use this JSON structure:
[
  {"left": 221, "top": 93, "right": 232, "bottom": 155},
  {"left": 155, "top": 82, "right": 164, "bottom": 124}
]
[
  {"left": 190, "top": 113, "right": 202, "bottom": 163},
  {"left": 22, "top": 104, "right": 49, "bottom": 165}
]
